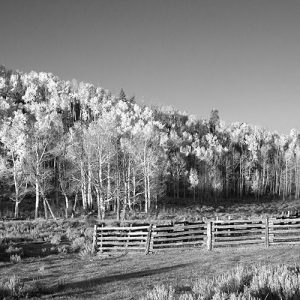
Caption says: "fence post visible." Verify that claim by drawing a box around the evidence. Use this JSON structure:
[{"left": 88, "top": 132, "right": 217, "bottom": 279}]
[
  {"left": 265, "top": 216, "right": 269, "bottom": 248},
  {"left": 99, "top": 223, "right": 104, "bottom": 253},
  {"left": 207, "top": 221, "right": 212, "bottom": 251},
  {"left": 127, "top": 223, "right": 132, "bottom": 248},
  {"left": 92, "top": 224, "right": 97, "bottom": 253},
  {"left": 145, "top": 224, "right": 153, "bottom": 254},
  {"left": 269, "top": 218, "right": 274, "bottom": 244}
]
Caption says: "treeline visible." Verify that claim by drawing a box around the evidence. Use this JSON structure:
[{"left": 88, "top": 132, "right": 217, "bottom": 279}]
[{"left": 0, "top": 66, "right": 299, "bottom": 219}]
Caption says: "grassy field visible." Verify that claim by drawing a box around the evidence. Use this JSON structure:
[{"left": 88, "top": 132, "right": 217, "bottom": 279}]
[
  {"left": 1, "top": 244, "right": 300, "bottom": 299},
  {"left": 1, "top": 198, "right": 300, "bottom": 299},
  {"left": 152, "top": 197, "right": 300, "bottom": 220}
]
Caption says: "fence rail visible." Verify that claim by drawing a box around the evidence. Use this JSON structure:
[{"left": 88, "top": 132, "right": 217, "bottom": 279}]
[
  {"left": 269, "top": 217, "right": 300, "bottom": 245},
  {"left": 152, "top": 222, "right": 206, "bottom": 250},
  {"left": 93, "top": 217, "right": 300, "bottom": 253}
]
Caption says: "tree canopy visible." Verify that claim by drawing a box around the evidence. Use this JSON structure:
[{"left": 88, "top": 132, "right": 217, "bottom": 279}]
[{"left": 0, "top": 65, "right": 299, "bottom": 219}]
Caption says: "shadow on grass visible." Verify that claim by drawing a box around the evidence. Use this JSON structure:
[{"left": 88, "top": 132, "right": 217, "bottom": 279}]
[
  {"left": 0, "top": 241, "right": 58, "bottom": 262},
  {"left": 52, "top": 262, "right": 193, "bottom": 297},
  {"left": 0, "top": 263, "right": 11, "bottom": 270}
]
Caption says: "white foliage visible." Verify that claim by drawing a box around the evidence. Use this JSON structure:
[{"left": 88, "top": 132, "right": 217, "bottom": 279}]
[
  {"left": 189, "top": 168, "right": 199, "bottom": 187},
  {"left": 0, "top": 77, "right": 5, "bottom": 89},
  {"left": 0, "top": 97, "right": 10, "bottom": 110}
]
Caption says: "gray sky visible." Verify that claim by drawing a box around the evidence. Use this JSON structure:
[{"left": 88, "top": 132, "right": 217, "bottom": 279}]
[{"left": 1, "top": 0, "right": 300, "bottom": 134}]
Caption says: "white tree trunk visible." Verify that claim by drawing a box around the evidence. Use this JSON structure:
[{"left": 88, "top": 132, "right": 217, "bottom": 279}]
[
  {"left": 80, "top": 160, "right": 87, "bottom": 210},
  {"left": 35, "top": 177, "right": 39, "bottom": 219}
]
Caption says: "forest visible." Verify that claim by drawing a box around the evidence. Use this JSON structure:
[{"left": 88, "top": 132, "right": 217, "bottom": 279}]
[{"left": 0, "top": 65, "right": 299, "bottom": 220}]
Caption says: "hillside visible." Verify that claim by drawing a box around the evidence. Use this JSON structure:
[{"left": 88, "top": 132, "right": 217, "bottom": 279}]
[{"left": 0, "top": 65, "right": 300, "bottom": 220}]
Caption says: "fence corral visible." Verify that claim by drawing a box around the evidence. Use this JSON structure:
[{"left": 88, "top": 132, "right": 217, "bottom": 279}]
[
  {"left": 94, "top": 217, "right": 300, "bottom": 253},
  {"left": 212, "top": 218, "right": 266, "bottom": 248},
  {"left": 152, "top": 221, "right": 206, "bottom": 250},
  {"left": 94, "top": 221, "right": 207, "bottom": 253},
  {"left": 270, "top": 217, "right": 300, "bottom": 245},
  {"left": 95, "top": 224, "right": 150, "bottom": 253}
]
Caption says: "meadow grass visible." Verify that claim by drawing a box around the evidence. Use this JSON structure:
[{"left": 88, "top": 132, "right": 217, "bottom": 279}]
[
  {"left": 0, "top": 244, "right": 300, "bottom": 299},
  {"left": 1, "top": 199, "right": 300, "bottom": 299}
]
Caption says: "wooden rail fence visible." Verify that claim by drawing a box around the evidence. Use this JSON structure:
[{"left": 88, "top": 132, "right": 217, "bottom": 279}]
[
  {"left": 152, "top": 221, "right": 206, "bottom": 251},
  {"left": 93, "top": 217, "right": 300, "bottom": 253}
]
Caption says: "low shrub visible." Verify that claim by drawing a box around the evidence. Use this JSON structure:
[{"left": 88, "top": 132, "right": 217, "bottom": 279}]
[
  {"left": 247, "top": 265, "right": 300, "bottom": 300},
  {"left": 29, "top": 226, "right": 39, "bottom": 239},
  {"left": 79, "top": 243, "right": 95, "bottom": 259},
  {"left": 142, "top": 264, "right": 300, "bottom": 300},
  {"left": 141, "top": 284, "right": 175, "bottom": 300},
  {"left": 57, "top": 244, "right": 69, "bottom": 254},
  {"left": 66, "top": 227, "right": 78, "bottom": 241},
  {"left": 71, "top": 237, "right": 86, "bottom": 252},
  {"left": 26, "top": 279, "right": 50, "bottom": 298},
  {"left": 38, "top": 264, "right": 46, "bottom": 275},
  {"left": 5, "top": 245, "right": 23, "bottom": 254},
  {"left": 192, "top": 264, "right": 253, "bottom": 298},
  {"left": 50, "top": 233, "right": 62, "bottom": 245},
  {"left": 42, "top": 247, "right": 48, "bottom": 253},
  {"left": 10, "top": 254, "right": 22, "bottom": 264},
  {"left": 0, "top": 274, "right": 51, "bottom": 298},
  {"left": 178, "top": 295, "right": 194, "bottom": 300},
  {"left": 0, "top": 275, "right": 25, "bottom": 298},
  {"left": 83, "top": 227, "right": 94, "bottom": 242}
]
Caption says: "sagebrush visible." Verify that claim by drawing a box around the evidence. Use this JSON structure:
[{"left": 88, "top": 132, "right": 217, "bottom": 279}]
[{"left": 142, "top": 264, "right": 300, "bottom": 300}]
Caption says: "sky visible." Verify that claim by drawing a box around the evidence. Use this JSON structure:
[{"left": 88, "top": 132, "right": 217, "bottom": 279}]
[{"left": 1, "top": 0, "right": 300, "bottom": 134}]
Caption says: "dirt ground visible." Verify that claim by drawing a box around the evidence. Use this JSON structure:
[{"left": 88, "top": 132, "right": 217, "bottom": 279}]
[{"left": 1, "top": 244, "right": 300, "bottom": 299}]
